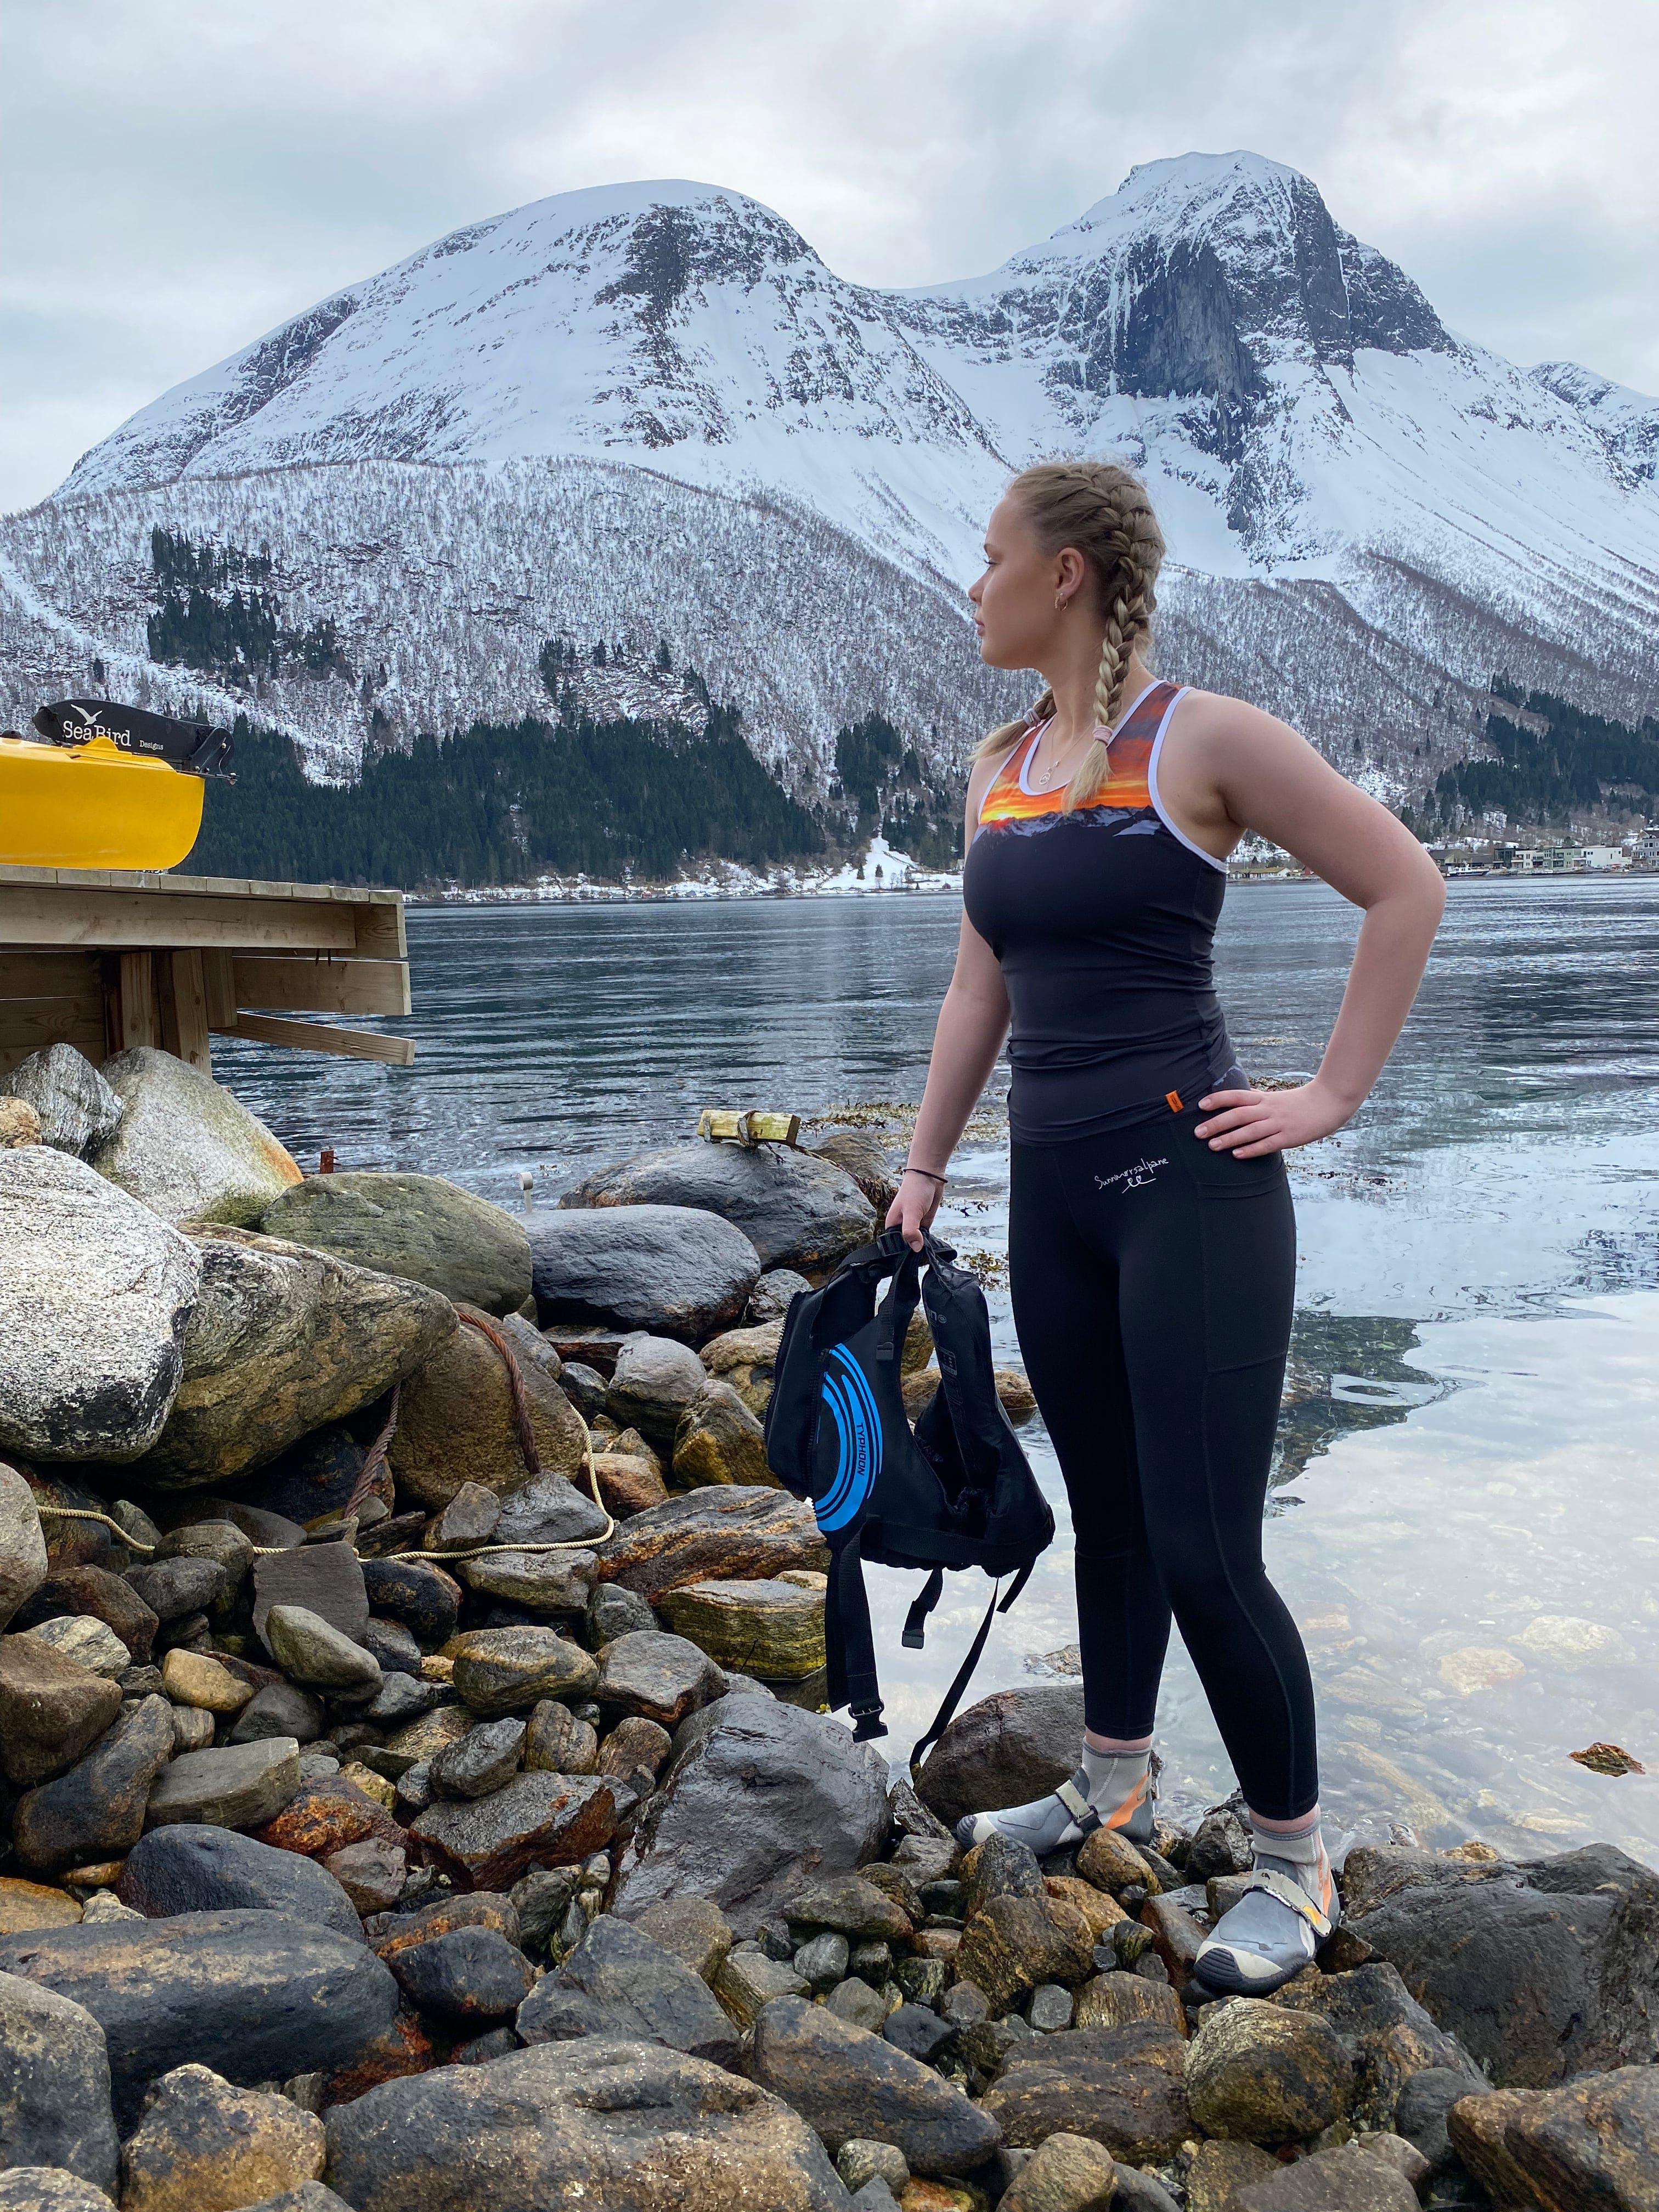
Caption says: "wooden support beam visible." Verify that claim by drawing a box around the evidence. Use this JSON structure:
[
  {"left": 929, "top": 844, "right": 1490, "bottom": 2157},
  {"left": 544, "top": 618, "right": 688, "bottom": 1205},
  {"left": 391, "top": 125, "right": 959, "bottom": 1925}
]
[
  {"left": 118, "top": 952, "right": 161, "bottom": 1049},
  {"left": 212, "top": 1012, "right": 416, "bottom": 1065},
  {"left": 231, "top": 955, "right": 412, "bottom": 1018},
  {"left": 160, "top": 950, "right": 212, "bottom": 1073},
  {"left": 201, "top": 949, "right": 238, "bottom": 1030}
]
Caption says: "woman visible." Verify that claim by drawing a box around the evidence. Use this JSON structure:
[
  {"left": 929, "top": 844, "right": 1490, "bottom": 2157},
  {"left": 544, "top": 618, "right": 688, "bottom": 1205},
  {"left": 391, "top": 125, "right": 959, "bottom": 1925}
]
[{"left": 888, "top": 461, "right": 1444, "bottom": 1996}]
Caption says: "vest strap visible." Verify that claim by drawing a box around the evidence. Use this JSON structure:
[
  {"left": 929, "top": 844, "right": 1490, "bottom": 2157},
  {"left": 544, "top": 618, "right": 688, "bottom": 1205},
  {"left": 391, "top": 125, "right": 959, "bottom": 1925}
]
[
  {"left": 901, "top": 1566, "right": 945, "bottom": 1649},
  {"left": 826, "top": 1534, "right": 887, "bottom": 1741}
]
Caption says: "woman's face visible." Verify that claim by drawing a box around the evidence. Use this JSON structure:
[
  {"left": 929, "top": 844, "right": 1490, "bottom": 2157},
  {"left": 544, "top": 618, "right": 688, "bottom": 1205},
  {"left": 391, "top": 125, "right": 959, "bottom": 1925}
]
[{"left": 969, "top": 496, "right": 1069, "bottom": 670}]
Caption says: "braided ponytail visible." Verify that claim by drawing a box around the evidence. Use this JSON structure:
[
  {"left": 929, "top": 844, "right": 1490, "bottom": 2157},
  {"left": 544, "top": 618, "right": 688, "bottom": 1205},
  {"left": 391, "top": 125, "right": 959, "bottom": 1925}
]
[{"left": 973, "top": 462, "right": 1166, "bottom": 812}]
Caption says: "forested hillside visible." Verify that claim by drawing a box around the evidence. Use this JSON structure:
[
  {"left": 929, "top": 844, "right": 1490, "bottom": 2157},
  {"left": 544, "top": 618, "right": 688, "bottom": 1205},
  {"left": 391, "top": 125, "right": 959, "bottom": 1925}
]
[{"left": 1427, "top": 680, "right": 1659, "bottom": 835}]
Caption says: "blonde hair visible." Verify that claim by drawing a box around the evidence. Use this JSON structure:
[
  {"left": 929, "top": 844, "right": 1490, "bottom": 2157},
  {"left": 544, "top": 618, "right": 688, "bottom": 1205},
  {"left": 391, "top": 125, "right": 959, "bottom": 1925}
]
[{"left": 975, "top": 461, "right": 1166, "bottom": 811}]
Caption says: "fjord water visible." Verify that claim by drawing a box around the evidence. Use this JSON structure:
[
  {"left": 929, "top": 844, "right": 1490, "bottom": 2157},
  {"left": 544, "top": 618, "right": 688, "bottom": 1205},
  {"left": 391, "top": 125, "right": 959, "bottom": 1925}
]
[{"left": 218, "top": 878, "right": 1659, "bottom": 1863}]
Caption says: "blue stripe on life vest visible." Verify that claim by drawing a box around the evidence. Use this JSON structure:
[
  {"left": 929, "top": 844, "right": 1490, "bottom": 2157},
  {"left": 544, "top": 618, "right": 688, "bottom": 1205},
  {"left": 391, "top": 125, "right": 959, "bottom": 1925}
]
[{"left": 814, "top": 1346, "right": 882, "bottom": 1533}]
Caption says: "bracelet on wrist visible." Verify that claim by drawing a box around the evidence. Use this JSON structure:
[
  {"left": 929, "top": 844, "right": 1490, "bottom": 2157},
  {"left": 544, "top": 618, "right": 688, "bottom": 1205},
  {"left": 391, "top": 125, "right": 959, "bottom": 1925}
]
[{"left": 901, "top": 1164, "right": 948, "bottom": 1186}]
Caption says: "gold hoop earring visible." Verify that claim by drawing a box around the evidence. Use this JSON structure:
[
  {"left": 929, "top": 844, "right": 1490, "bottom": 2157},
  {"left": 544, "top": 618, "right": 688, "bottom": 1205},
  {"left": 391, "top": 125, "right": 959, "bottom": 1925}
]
[{"left": 1054, "top": 594, "right": 1068, "bottom": 612}]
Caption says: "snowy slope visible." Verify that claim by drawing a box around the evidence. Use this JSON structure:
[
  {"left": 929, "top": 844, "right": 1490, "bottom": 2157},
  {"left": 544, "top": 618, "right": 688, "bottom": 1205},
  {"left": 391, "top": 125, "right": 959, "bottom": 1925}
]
[{"left": 5, "top": 151, "right": 1657, "bottom": 798}]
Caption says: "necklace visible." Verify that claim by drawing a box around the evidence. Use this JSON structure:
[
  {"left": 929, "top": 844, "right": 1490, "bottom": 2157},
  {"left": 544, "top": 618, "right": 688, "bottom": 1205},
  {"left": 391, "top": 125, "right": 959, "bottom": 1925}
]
[{"left": 1027, "top": 719, "right": 1103, "bottom": 794}]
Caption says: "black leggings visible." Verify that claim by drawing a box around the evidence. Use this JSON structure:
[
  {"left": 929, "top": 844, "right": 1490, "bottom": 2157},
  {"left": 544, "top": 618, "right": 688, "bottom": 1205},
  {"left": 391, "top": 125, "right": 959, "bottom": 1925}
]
[{"left": 1008, "top": 1107, "right": 1317, "bottom": 1821}]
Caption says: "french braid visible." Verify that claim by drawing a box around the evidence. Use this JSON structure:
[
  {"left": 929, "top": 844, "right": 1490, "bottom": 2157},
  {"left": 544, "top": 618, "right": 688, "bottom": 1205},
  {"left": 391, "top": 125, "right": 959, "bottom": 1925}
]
[{"left": 974, "top": 462, "right": 1166, "bottom": 813}]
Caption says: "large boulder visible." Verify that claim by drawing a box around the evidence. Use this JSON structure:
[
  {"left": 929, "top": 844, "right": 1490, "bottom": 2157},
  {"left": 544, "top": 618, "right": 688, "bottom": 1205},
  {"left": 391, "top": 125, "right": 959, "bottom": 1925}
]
[
  {"left": 517, "top": 1915, "right": 740, "bottom": 2067},
  {"left": 529, "top": 1205, "right": 760, "bottom": 1342},
  {"left": 115, "top": 1825, "right": 363, "bottom": 1943},
  {"left": 89, "top": 1050, "right": 301, "bottom": 1227},
  {"left": 389, "top": 1304, "right": 586, "bottom": 1508},
  {"left": 0, "top": 1911, "right": 398, "bottom": 2119},
  {"left": 119, "top": 1226, "right": 455, "bottom": 1488},
  {"left": 12, "top": 1696, "right": 175, "bottom": 1875},
  {"left": 749, "top": 1996, "right": 1001, "bottom": 2175},
  {"left": 0, "top": 1150, "right": 200, "bottom": 1464},
  {"left": 1345, "top": 1841, "right": 1659, "bottom": 2086},
  {"left": 0, "top": 1970, "right": 119, "bottom": 2195},
  {"left": 3, "top": 1046, "right": 122, "bottom": 1159},
  {"left": 0, "top": 1471, "right": 49, "bottom": 1633},
  {"left": 1274, "top": 1961, "right": 1481, "bottom": 2132},
  {"left": 324, "top": 2037, "right": 848, "bottom": 2211},
  {"left": 611, "top": 1694, "right": 889, "bottom": 1937},
  {"left": 598, "top": 1487, "right": 826, "bottom": 1602},
  {"left": 1184, "top": 1997, "right": 1354, "bottom": 2143},
  {"left": 913, "top": 1683, "right": 1087, "bottom": 1829},
  {"left": 1448, "top": 2065, "right": 1659, "bottom": 2212},
  {"left": 261, "top": 1172, "right": 532, "bottom": 1317},
  {"left": 562, "top": 1144, "right": 875, "bottom": 1273}
]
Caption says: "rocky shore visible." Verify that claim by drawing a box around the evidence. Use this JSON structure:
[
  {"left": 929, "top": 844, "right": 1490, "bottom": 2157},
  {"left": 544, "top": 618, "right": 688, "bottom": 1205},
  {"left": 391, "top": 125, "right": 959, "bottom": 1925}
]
[{"left": 0, "top": 1043, "right": 1655, "bottom": 2212}]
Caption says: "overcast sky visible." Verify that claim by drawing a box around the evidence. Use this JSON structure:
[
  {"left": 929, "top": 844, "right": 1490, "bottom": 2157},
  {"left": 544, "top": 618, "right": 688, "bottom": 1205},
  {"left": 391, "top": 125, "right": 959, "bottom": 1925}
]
[{"left": 4, "top": 0, "right": 1654, "bottom": 512}]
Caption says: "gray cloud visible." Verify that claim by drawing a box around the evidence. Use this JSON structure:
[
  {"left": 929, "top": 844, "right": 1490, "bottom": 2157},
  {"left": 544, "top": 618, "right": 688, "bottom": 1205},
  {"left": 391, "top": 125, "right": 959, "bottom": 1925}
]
[{"left": 3, "top": 0, "right": 1653, "bottom": 510}]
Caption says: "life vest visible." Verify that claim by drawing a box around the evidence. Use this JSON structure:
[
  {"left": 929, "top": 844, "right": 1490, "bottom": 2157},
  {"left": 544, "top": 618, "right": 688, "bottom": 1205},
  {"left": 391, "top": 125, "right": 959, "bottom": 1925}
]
[{"left": 764, "top": 1225, "right": 1054, "bottom": 1767}]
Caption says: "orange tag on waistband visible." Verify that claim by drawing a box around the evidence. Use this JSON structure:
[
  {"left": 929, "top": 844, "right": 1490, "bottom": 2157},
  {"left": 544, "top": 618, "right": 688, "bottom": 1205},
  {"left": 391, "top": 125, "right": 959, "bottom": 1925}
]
[{"left": 1166, "top": 1090, "right": 1184, "bottom": 1113}]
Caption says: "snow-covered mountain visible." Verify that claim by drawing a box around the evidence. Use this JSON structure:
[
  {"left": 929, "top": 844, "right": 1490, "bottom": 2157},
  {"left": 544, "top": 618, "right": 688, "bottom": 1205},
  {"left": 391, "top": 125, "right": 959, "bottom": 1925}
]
[{"left": 5, "top": 151, "right": 1657, "bottom": 800}]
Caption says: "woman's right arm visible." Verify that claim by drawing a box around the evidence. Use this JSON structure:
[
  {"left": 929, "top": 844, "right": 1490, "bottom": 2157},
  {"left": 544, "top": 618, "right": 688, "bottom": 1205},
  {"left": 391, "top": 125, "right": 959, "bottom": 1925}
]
[{"left": 887, "top": 759, "right": 1013, "bottom": 1249}]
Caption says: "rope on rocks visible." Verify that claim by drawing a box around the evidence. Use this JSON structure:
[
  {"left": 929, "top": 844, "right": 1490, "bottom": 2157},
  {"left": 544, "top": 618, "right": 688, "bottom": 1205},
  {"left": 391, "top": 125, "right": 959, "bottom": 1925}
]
[{"left": 33, "top": 1308, "right": 615, "bottom": 1569}]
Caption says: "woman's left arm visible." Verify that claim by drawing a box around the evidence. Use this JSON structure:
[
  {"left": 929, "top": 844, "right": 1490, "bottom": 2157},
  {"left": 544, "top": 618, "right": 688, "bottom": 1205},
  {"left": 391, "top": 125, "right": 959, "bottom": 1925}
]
[{"left": 1176, "top": 696, "right": 1447, "bottom": 1158}]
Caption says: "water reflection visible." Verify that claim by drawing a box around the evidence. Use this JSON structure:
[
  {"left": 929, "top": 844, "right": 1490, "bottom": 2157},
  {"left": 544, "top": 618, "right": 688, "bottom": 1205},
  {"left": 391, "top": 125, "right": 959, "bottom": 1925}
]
[{"left": 215, "top": 877, "right": 1659, "bottom": 1864}]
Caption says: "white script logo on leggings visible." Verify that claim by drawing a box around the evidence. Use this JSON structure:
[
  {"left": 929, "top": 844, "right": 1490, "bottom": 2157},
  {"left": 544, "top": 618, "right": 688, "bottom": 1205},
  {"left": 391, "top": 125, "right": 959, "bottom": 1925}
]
[{"left": 1094, "top": 1154, "right": 1169, "bottom": 1194}]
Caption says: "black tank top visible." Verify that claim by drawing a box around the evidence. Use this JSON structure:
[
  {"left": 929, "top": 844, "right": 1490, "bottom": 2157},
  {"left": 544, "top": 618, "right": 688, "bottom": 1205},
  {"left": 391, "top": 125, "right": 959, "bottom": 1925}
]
[{"left": 962, "top": 680, "right": 1243, "bottom": 1146}]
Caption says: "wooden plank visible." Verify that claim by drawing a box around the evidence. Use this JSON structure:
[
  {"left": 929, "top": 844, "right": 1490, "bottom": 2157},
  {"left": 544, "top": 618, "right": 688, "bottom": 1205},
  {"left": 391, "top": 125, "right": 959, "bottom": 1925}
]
[
  {"left": 0, "top": 887, "right": 359, "bottom": 952},
  {"left": 119, "top": 952, "right": 161, "bottom": 1049},
  {"left": 0, "top": 1001, "right": 107, "bottom": 1057},
  {"left": 201, "top": 948, "right": 238, "bottom": 1030},
  {"left": 162, "top": 950, "right": 212, "bottom": 1073},
  {"left": 0, "top": 951, "right": 104, "bottom": 1000},
  {"left": 232, "top": 955, "right": 412, "bottom": 1018},
  {"left": 352, "top": 901, "right": 407, "bottom": 960},
  {"left": 215, "top": 1012, "right": 416, "bottom": 1066}
]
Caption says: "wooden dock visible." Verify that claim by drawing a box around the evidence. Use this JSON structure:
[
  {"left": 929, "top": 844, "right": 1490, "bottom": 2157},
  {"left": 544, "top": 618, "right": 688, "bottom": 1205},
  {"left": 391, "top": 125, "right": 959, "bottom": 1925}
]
[{"left": 0, "top": 865, "right": 414, "bottom": 1082}]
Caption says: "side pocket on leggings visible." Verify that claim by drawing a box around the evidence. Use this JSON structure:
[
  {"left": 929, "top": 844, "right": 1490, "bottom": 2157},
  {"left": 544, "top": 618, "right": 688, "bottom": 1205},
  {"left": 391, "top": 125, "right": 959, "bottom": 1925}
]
[{"left": 1185, "top": 1148, "right": 1296, "bottom": 1372}]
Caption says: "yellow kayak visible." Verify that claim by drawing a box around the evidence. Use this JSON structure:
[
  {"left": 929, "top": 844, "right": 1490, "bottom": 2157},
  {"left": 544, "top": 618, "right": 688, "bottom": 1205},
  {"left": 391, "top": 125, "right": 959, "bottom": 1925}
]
[{"left": 0, "top": 729, "right": 205, "bottom": 870}]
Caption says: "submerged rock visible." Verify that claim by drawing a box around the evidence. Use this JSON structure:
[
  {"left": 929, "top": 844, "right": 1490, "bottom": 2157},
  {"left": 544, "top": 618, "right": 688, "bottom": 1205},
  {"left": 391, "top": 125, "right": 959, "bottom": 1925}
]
[
  {"left": 0, "top": 1150, "right": 200, "bottom": 1465},
  {"left": 529, "top": 1203, "right": 760, "bottom": 1341},
  {"left": 123, "top": 1226, "right": 455, "bottom": 1488},
  {"left": 324, "top": 2038, "right": 848, "bottom": 2211},
  {"left": 90, "top": 1048, "right": 301, "bottom": 1228},
  {"left": 561, "top": 1142, "right": 875, "bottom": 1272},
  {"left": 261, "top": 1172, "right": 532, "bottom": 1317}
]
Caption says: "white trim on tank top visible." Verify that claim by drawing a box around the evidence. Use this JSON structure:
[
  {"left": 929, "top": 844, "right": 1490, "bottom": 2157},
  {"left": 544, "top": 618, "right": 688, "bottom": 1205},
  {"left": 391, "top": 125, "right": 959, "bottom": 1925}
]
[{"left": 1147, "top": 686, "right": 1229, "bottom": 874}]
